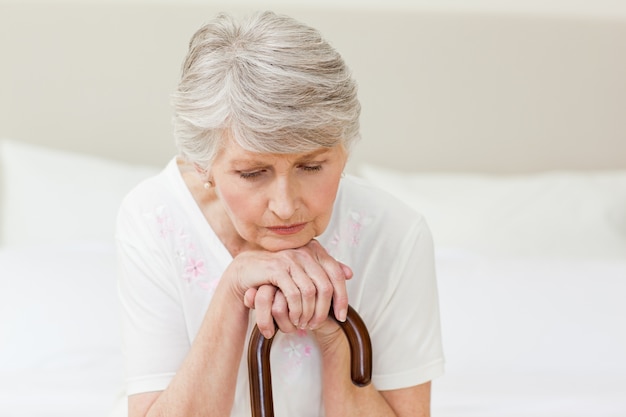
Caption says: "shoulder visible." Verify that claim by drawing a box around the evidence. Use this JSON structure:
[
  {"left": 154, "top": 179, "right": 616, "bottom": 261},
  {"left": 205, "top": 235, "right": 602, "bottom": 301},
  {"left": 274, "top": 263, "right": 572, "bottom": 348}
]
[
  {"left": 321, "top": 175, "right": 431, "bottom": 255},
  {"left": 118, "top": 159, "right": 177, "bottom": 212},
  {"left": 116, "top": 158, "right": 188, "bottom": 242},
  {"left": 333, "top": 175, "right": 428, "bottom": 233}
]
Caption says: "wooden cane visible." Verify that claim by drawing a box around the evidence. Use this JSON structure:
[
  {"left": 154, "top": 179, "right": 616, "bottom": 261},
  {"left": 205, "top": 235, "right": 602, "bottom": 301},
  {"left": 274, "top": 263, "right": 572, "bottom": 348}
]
[{"left": 248, "top": 304, "right": 372, "bottom": 417}]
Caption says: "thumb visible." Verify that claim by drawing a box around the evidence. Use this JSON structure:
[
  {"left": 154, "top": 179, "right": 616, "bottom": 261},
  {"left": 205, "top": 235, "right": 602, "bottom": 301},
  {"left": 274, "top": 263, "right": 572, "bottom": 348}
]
[
  {"left": 243, "top": 287, "right": 257, "bottom": 309},
  {"left": 340, "top": 262, "right": 354, "bottom": 280}
]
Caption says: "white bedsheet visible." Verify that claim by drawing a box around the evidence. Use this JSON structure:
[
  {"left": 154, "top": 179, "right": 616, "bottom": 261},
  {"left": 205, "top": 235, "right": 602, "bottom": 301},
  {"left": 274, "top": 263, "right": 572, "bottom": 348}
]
[
  {"left": 0, "top": 369, "right": 123, "bottom": 417},
  {"left": 0, "top": 243, "right": 124, "bottom": 417},
  {"left": 433, "top": 371, "right": 626, "bottom": 417},
  {"left": 431, "top": 251, "right": 626, "bottom": 416}
]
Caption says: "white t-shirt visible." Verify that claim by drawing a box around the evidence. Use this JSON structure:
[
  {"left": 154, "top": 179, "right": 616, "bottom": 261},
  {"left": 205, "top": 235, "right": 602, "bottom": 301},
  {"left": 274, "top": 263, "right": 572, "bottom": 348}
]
[{"left": 116, "top": 158, "right": 444, "bottom": 417}]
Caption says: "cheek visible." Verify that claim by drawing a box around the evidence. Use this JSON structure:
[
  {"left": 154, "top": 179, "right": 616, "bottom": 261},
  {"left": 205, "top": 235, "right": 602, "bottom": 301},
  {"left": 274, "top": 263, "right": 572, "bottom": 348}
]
[
  {"left": 218, "top": 186, "right": 262, "bottom": 226},
  {"left": 307, "top": 179, "right": 341, "bottom": 221},
  {"left": 311, "top": 189, "right": 337, "bottom": 213}
]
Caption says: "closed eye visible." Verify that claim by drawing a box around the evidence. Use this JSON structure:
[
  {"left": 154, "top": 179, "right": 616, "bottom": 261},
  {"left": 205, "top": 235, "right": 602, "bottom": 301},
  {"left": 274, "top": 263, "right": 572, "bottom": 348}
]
[
  {"left": 300, "top": 164, "right": 323, "bottom": 173},
  {"left": 238, "top": 169, "right": 266, "bottom": 180}
]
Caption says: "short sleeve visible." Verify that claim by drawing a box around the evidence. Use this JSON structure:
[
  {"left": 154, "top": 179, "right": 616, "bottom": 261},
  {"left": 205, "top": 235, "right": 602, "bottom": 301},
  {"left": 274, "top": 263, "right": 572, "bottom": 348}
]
[
  {"left": 359, "top": 217, "right": 445, "bottom": 390},
  {"left": 116, "top": 202, "right": 190, "bottom": 395}
]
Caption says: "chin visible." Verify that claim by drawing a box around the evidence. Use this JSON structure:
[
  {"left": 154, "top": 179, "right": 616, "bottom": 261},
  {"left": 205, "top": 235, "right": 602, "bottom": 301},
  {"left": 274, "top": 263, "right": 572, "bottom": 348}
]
[{"left": 261, "top": 234, "right": 315, "bottom": 252}]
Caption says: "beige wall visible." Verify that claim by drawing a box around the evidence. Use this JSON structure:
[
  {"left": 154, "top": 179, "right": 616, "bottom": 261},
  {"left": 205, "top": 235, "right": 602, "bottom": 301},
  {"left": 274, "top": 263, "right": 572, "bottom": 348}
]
[{"left": 1, "top": 2, "right": 625, "bottom": 173}]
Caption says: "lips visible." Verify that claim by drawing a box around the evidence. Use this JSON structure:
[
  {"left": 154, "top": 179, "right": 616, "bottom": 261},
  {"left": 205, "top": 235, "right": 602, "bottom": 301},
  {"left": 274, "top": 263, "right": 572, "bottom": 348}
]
[{"left": 266, "top": 223, "right": 307, "bottom": 235}]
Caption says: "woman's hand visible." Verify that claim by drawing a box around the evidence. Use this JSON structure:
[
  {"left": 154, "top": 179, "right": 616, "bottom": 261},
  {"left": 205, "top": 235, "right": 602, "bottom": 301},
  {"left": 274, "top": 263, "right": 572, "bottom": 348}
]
[{"left": 232, "top": 239, "right": 352, "bottom": 338}]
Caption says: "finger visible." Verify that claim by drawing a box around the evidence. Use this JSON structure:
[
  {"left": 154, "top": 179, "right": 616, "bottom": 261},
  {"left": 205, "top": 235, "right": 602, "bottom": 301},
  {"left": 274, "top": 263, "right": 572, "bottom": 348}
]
[
  {"left": 254, "top": 285, "right": 277, "bottom": 339},
  {"left": 340, "top": 262, "right": 354, "bottom": 280},
  {"left": 299, "top": 259, "right": 334, "bottom": 329},
  {"left": 272, "top": 290, "right": 297, "bottom": 334},
  {"left": 269, "top": 270, "right": 303, "bottom": 329},
  {"left": 308, "top": 242, "right": 350, "bottom": 323},
  {"left": 286, "top": 263, "right": 317, "bottom": 329},
  {"left": 244, "top": 287, "right": 257, "bottom": 309},
  {"left": 253, "top": 255, "right": 306, "bottom": 328}
]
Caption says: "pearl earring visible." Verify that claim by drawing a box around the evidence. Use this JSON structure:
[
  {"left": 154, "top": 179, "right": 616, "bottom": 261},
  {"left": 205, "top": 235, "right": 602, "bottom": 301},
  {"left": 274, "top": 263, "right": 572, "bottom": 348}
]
[{"left": 203, "top": 180, "right": 213, "bottom": 189}]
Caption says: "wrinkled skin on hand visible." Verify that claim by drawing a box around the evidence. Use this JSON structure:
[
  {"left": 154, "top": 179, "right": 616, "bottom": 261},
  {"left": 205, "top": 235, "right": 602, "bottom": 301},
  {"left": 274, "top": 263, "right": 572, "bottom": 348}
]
[{"left": 237, "top": 240, "right": 352, "bottom": 339}]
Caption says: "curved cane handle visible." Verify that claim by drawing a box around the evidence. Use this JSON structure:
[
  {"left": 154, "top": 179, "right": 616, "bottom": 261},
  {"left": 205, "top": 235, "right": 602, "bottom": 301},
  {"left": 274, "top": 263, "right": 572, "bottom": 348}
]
[{"left": 248, "top": 305, "right": 372, "bottom": 417}]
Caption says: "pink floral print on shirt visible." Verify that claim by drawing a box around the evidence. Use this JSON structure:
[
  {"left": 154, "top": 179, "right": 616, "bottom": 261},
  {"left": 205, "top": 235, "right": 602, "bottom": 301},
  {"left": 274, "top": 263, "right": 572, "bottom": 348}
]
[
  {"left": 183, "top": 257, "right": 205, "bottom": 282},
  {"left": 147, "top": 205, "right": 218, "bottom": 293},
  {"left": 153, "top": 205, "right": 174, "bottom": 238},
  {"left": 327, "top": 210, "right": 373, "bottom": 255}
]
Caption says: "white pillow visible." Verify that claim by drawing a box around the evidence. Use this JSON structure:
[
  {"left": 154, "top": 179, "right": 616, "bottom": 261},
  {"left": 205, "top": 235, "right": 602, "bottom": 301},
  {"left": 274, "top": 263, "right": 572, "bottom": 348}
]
[
  {"left": 0, "top": 139, "right": 161, "bottom": 247},
  {"left": 359, "top": 164, "right": 626, "bottom": 259},
  {"left": 0, "top": 243, "right": 124, "bottom": 417}
]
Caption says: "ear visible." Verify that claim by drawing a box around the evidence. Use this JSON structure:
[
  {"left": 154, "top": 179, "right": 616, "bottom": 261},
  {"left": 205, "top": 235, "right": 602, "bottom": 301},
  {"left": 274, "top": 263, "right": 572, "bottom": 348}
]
[
  {"left": 193, "top": 162, "right": 215, "bottom": 186},
  {"left": 193, "top": 163, "right": 207, "bottom": 175}
]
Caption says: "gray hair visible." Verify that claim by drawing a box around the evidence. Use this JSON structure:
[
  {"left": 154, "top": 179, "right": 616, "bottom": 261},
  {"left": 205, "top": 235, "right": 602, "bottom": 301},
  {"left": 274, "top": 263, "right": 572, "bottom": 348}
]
[{"left": 171, "top": 11, "right": 361, "bottom": 169}]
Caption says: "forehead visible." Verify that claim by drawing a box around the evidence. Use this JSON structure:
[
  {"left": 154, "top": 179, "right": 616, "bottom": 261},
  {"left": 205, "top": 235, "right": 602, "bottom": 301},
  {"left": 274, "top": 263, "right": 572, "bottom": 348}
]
[{"left": 217, "top": 138, "right": 337, "bottom": 165}]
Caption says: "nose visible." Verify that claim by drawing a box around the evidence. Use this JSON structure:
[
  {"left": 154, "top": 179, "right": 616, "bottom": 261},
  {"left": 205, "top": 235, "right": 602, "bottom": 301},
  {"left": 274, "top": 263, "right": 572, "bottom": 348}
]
[{"left": 268, "top": 175, "right": 299, "bottom": 220}]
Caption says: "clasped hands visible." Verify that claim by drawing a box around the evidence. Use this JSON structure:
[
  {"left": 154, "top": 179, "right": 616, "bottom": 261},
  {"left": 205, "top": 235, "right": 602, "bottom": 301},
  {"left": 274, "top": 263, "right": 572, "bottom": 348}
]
[{"left": 229, "top": 240, "right": 352, "bottom": 340}]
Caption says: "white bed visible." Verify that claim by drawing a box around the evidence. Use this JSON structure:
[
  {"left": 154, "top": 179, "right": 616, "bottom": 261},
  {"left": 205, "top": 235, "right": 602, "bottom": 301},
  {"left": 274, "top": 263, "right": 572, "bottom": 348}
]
[{"left": 1, "top": 1, "right": 625, "bottom": 416}]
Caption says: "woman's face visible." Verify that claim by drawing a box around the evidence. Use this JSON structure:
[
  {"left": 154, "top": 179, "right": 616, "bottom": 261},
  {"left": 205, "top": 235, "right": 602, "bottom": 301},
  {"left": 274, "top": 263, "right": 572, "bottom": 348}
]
[{"left": 209, "top": 138, "right": 347, "bottom": 252}]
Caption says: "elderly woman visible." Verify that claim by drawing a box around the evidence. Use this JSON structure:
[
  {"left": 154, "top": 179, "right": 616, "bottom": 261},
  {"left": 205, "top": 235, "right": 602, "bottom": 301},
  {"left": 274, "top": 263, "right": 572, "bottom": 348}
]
[{"left": 116, "top": 11, "right": 443, "bottom": 417}]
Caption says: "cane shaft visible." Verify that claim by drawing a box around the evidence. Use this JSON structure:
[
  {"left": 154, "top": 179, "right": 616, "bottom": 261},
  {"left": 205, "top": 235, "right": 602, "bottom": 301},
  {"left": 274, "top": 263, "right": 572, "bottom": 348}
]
[{"left": 248, "top": 305, "right": 372, "bottom": 417}]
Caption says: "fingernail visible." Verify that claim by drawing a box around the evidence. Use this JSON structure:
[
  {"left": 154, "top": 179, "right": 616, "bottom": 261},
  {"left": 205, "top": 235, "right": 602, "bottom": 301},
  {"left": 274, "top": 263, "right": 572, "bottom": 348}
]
[
  {"left": 338, "top": 308, "right": 347, "bottom": 322},
  {"left": 263, "top": 330, "right": 274, "bottom": 339}
]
